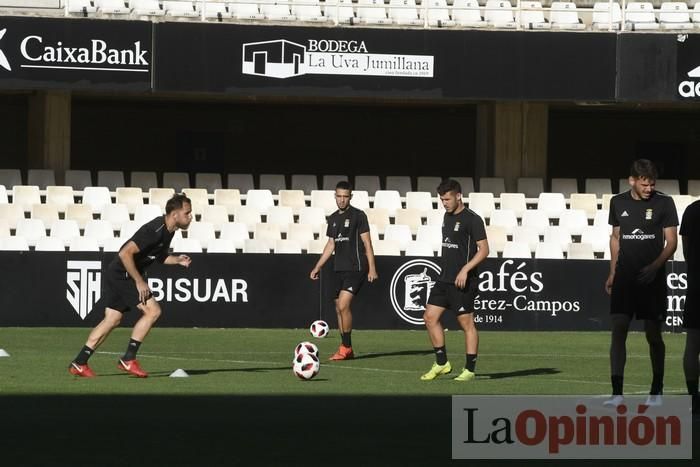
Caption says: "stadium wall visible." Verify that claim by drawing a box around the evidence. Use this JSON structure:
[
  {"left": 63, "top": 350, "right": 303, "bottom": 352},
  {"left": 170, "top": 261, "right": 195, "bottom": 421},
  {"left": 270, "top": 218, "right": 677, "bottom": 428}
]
[{"left": 0, "top": 252, "right": 686, "bottom": 332}]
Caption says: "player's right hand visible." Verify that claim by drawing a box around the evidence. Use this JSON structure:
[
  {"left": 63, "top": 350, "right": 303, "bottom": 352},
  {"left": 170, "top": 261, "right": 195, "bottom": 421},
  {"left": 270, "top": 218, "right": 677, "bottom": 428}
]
[
  {"left": 310, "top": 268, "right": 320, "bottom": 280},
  {"left": 605, "top": 274, "right": 614, "bottom": 295},
  {"left": 136, "top": 280, "right": 152, "bottom": 304}
]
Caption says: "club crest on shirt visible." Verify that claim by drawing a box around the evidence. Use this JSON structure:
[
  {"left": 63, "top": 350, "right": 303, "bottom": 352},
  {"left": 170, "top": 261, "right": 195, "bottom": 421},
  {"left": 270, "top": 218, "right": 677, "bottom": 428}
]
[
  {"left": 344, "top": 219, "right": 350, "bottom": 228},
  {"left": 454, "top": 222, "right": 460, "bottom": 232},
  {"left": 646, "top": 209, "right": 653, "bottom": 220}
]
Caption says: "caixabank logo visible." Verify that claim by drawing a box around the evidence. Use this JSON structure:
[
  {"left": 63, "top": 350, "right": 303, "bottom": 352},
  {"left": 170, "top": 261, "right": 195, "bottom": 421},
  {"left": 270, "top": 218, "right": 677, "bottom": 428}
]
[
  {"left": 242, "top": 39, "right": 433, "bottom": 79},
  {"left": 0, "top": 25, "right": 149, "bottom": 75}
]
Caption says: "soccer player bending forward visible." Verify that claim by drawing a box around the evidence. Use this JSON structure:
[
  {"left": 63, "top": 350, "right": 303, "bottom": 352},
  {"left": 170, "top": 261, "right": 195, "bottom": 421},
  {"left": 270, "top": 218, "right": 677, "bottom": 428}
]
[
  {"left": 421, "top": 179, "right": 489, "bottom": 382},
  {"left": 68, "top": 194, "right": 193, "bottom": 378}
]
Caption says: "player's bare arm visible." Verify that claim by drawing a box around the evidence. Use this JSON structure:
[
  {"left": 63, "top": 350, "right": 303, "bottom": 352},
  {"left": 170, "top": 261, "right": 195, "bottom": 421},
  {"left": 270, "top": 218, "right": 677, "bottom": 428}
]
[
  {"left": 164, "top": 255, "right": 192, "bottom": 267},
  {"left": 638, "top": 226, "right": 677, "bottom": 284},
  {"left": 455, "top": 238, "right": 489, "bottom": 289},
  {"left": 360, "top": 231, "right": 378, "bottom": 282},
  {"left": 119, "top": 241, "right": 150, "bottom": 304},
  {"left": 606, "top": 226, "right": 620, "bottom": 295},
  {"left": 310, "top": 238, "right": 335, "bottom": 280}
]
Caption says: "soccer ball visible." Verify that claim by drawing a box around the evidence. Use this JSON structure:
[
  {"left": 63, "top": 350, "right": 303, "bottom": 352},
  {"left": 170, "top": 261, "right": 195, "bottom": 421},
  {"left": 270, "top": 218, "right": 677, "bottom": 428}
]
[
  {"left": 310, "top": 320, "right": 330, "bottom": 338},
  {"left": 294, "top": 341, "right": 319, "bottom": 358},
  {"left": 293, "top": 353, "right": 320, "bottom": 380}
]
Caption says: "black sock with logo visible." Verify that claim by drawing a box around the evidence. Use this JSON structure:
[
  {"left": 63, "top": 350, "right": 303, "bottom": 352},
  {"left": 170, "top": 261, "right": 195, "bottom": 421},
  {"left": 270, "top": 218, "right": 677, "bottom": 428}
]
[
  {"left": 73, "top": 346, "right": 94, "bottom": 365},
  {"left": 466, "top": 354, "right": 477, "bottom": 372},
  {"left": 122, "top": 338, "right": 142, "bottom": 361},
  {"left": 341, "top": 332, "right": 352, "bottom": 348},
  {"left": 611, "top": 375, "right": 624, "bottom": 396},
  {"left": 434, "top": 346, "right": 447, "bottom": 365}
]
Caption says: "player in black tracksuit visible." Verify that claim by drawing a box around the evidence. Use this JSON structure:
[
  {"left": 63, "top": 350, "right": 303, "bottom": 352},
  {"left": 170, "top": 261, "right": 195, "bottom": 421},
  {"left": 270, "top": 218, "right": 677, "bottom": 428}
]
[
  {"left": 605, "top": 159, "right": 678, "bottom": 407},
  {"left": 421, "top": 179, "right": 489, "bottom": 382}
]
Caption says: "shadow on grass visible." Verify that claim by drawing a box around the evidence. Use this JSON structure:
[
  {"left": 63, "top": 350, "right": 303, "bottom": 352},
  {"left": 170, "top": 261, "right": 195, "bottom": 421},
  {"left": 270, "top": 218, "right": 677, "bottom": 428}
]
[
  {"left": 479, "top": 367, "right": 561, "bottom": 380},
  {"left": 0, "top": 395, "right": 697, "bottom": 467}
]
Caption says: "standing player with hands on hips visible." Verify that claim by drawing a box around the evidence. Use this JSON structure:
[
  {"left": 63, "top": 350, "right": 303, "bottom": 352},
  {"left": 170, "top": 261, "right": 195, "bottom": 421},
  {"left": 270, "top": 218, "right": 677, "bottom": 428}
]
[
  {"left": 310, "top": 181, "right": 378, "bottom": 361},
  {"left": 421, "top": 179, "right": 489, "bottom": 382},
  {"left": 68, "top": 194, "right": 194, "bottom": 378}
]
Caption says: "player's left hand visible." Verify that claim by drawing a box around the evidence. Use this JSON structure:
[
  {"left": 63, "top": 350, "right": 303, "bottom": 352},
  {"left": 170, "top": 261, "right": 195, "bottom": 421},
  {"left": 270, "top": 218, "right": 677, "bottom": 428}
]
[
  {"left": 178, "top": 255, "right": 192, "bottom": 268},
  {"left": 455, "top": 269, "right": 469, "bottom": 289},
  {"left": 637, "top": 264, "right": 657, "bottom": 284},
  {"left": 367, "top": 269, "right": 378, "bottom": 283}
]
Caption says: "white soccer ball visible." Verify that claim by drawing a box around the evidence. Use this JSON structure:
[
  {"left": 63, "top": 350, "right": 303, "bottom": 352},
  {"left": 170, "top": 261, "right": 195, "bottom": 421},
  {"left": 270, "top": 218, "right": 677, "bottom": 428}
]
[
  {"left": 310, "top": 320, "right": 330, "bottom": 338},
  {"left": 293, "top": 353, "right": 320, "bottom": 380},
  {"left": 294, "top": 341, "right": 319, "bottom": 358}
]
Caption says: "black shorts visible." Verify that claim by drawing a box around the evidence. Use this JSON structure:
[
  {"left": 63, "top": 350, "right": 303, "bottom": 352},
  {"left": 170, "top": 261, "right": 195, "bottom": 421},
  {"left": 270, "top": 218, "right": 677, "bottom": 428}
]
[
  {"left": 334, "top": 271, "right": 366, "bottom": 298},
  {"left": 427, "top": 281, "right": 477, "bottom": 316},
  {"left": 610, "top": 272, "right": 666, "bottom": 321},
  {"left": 103, "top": 271, "right": 152, "bottom": 313}
]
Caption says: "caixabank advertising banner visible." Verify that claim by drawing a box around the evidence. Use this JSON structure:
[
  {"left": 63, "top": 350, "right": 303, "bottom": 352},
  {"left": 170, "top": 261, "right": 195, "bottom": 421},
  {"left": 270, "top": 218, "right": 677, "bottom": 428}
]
[
  {"left": 0, "top": 16, "right": 151, "bottom": 90},
  {"left": 0, "top": 252, "right": 687, "bottom": 332},
  {"left": 153, "top": 22, "right": 617, "bottom": 101}
]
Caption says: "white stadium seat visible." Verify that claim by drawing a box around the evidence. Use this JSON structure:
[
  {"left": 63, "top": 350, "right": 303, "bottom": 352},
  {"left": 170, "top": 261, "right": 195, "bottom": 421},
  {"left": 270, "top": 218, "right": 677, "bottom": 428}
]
[
  {"left": 521, "top": 210, "right": 549, "bottom": 235},
  {"left": 558, "top": 209, "right": 588, "bottom": 236},
  {"left": 625, "top": 2, "right": 659, "bottom": 30},
  {"left": 351, "top": 191, "right": 370, "bottom": 211},
  {"left": 537, "top": 193, "right": 566, "bottom": 219},
  {"left": 659, "top": 2, "right": 693, "bottom": 29},
  {"left": 485, "top": 225, "right": 507, "bottom": 253},
  {"left": 425, "top": 0, "right": 454, "bottom": 27},
  {"left": 405, "top": 192, "right": 434, "bottom": 215},
  {"left": 307, "top": 238, "right": 328, "bottom": 254},
  {"left": 549, "top": 2, "right": 584, "bottom": 30},
  {"left": 0, "top": 185, "right": 7, "bottom": 204},
  {"left": 452, "top": 0, "right": 486, "bottom": 27},
  {"left": 310, "top": 190, "right": 337, "bottom": 215},
  {"left": 582, "top": 225, "right": 610, "bottom": 253},
  {"left": 200, "top": 205, "right": 230, "bottom": 230},
  {"left": 131, "top": 0, "right": 165, "bottom": 15},
  {"left": 488, "top": 209, "right": 518, "bottom": 235},
  {"left": 592, "top": 2, "right": 622, "bottom": 30},
  {"left": 298, "top": 206, "right": 327, "bottom": 234},
  {"left": 354, "top": 175, "right": 381, "bottom": 194},
  {"left": 244, "top": 239, "right": 272, "bottom": 254},
  {"left": 260, "top": 1, "right": 296, "bottom": 20},
  {"left": 234, "top": 207, "right": 262, "bottom": 231},
  {"left": 46, "top": 186, "right": 75, "bottom": 212},
  {"left": 163, "top": 0, "right": 199, "bottom": 17},
  {"left": 101, "top": 204, "right": 130, "bottom": 232},
  {"left": 171, "top": 237, "right": 203, "bottom": 253},
  {"left": 230, "top": 1, "right": 264, "bottom": 19},
  {"left": 502, "top": 241, "right": 531, "bottom": 259},
  {"left": 206, "top": 238, "right": 237, "bottom": 253},
  {"left": 585, "top": 178, "right": 612, "bottom": 196},
  {"left": 50, "top": 220, "right": 81, "bottom": 246},
  {"left": 366, "top": 208, "right": 390, "bottom": 233},
  {"left": 115, "top": 187, "right": 144, "bottom": 215},
  {"left": 535, "top": 242, "right": 564, "bottom": 259},
  {"left": 0, "top": 204, "right": 24, "bottom": 230},
  {"left": 214, "top": 189, "right": 242, "bottom": 215},
  {"left": 30, "top": 204, "right": 59, "bottom": 227},
  {"left": 266, "top": 206, "right": 295, "bottom": 233},
  {"left": 357, "top": 0, "right": 391, "bottom": 24},
  {"left": 65, "top": 204, "right": 93, "bottom": 230},
  {"left": 484, "top": 0, "right": 516, "bottom": 28},
  {"left": 67, "top": 0, "right": 97, "bottom": 15},
  {"left": 16, "top": 219, "right": 47, "bottom": 247},
  {"left": 227, "top": 174, "right": 255, "bottom": 192},
  {"left": 187, "top": 222, "right": 216, "bottom": 249},
  {"left": 384, "top": 224, "right": 413, "bottom": 249},
  {"left": 183, "top": 188, "right": 209, "bottom": 216},
  {"left": 68, "top": 237, "right": 100, "bottom": 252},
  {"left": 395, "top": 208, "right": 423, "bottom": 235},
  {"left": 259, "top": 174, "right": 287, "bottom": 192},
  {"left": 467, "top": 193, "right": 495, "bottom": 219},
  {"left": 405, "top": 241, "right": 435, "bottom": 257},
  {"left": 499, "top": 193, "right": 526, "bottom": 218},
  {"left": 82, "top": 187, "right": 111, "bottom": 213},
  {"left": 569, "top": 193, "right": 598, "bottom": 220},
  {"left": 417, "top": 224, "right": 442, "bottom": 252},
  {"left": 322, "top": 175, "right": 349, "bottom": 190},
  {"left": 323, "top": 0, "right": 355, "bottom": 23},
  {"left": 134, "top": 204, "right": 163, "bottom": 226},
  {"left": 148, "top": 188, "right": 175, "bottom": 213},
  {"left": 12, "top": 186, "right": 41, "bottom": 212},
  {"left": 543, "top": 226, "right": 571, "bottom": 250},
  {"left": 274, "top": 239, "right": 303, "bottom": 254},
  {"left": 34, "top": 237, "right": 66, "bottom": 252},
  {"left": 96, "top": 0, "right": 131, "bottom": 14},
  {"left": 373, "top": 190, "right": 402, "bottom": 215},
  {"left": 203, "top": 2, "right": 232, "bottom": 20},
  {"left": 220, "top": 222, "right": 250, "bottom": 249},
  {"left": 479, "top": 177, "right": 506, "bottom": 196},
  {"left": 84, "top": 220, "right": 115, "bottom": 247},
  {"left": 292, "top": 0, "right": 327, "bottom": 21},
  {"left": 518, "top": 1, "right": 550, "bottom": 29},
  {"left": 567, "top": 242, "right": 595, "bottom": 260},
  {"left": 279, "top": 190, "right": 306, "bottom": 215},
  {"left": 655, "top": 179, "right": 680, "bottom": 195},
  {"left": 512, "top": 225, "right": 540, "bottom": 252},
  {"left": 389, "top": 0, "right": 422, "bottom": 25},
  {"left": 373, "top": 239, "right": 401, "bottom": 256}
]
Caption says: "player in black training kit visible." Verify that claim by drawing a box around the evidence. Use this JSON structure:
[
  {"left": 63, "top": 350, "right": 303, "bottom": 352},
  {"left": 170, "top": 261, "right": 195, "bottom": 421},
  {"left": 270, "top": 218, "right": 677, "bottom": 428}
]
[
  {"left": 604, "top": 160, "right": 678, "bottom": 407},
  {"left": 680, "top": 199, "right": 700, "bottom": 414},
  {"left": 68, "top": 194, "right": 193, "bottom": 378},
  {"left": 421, "top": 179, "right": 489, "bottom": 382},
  {"left": 310, "top": 181, "right": 378, "bottom": 360}
]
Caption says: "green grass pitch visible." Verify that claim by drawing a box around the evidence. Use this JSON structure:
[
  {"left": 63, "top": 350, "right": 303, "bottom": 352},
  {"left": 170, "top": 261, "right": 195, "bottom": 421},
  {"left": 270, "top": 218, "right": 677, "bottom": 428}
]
[{"left": 0, "top": 328, "right": 697, "bottom": 466}]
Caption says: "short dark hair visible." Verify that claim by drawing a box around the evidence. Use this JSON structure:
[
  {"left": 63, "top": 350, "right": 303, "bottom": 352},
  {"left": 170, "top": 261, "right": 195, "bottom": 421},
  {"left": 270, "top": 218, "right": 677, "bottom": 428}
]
[
  {"left": 165, "top": 194, "right": 191, "bottom": 215},
  {"left": 335, "top": 180, "right": 353, "bottom": 191},
  {"left": 437, "top": 178, "right": 462, "bottom": 196},
  {"left": 630, "top": 159, "right": 658, "bottom": 181}
]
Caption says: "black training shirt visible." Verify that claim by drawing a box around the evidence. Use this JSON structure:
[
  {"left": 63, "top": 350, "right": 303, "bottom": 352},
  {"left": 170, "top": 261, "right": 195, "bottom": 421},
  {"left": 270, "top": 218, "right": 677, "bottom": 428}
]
[
  {"left": 326, "top": 205, "right": 370, "bottom": 272},
  {"left": 439, "top": 207, "right": 487, "bottom": 283},
  {"left": 110, "top": 216, "right": 175, "bottom": 276},
  {"left": 609, "top": 190, "right": 678, "bottom": 275}
]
